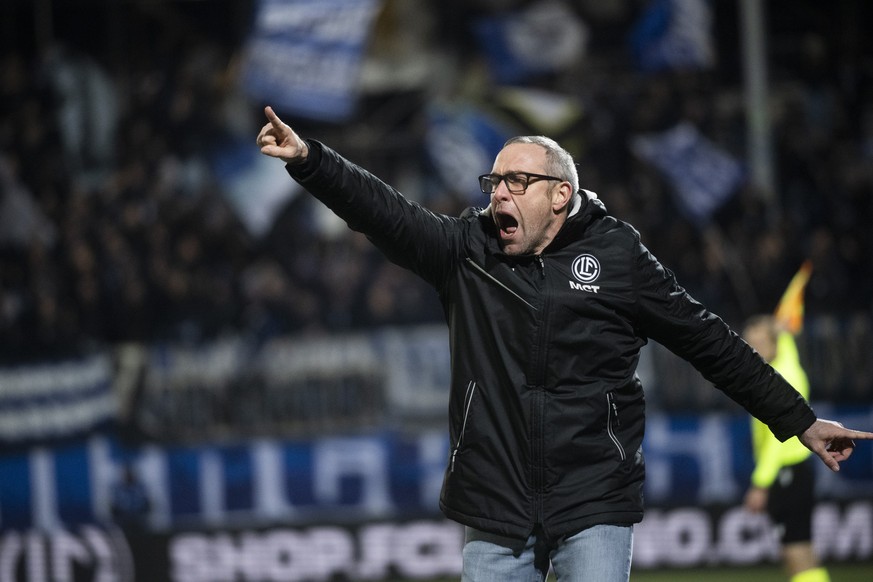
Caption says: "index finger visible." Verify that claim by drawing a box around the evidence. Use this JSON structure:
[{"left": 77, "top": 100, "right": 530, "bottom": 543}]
[
  {"left": 847, "top": 430, "right": 873, "bottom": 439},
  {"left": 264, "top": 105, "right": 284, "bottom": 128}
]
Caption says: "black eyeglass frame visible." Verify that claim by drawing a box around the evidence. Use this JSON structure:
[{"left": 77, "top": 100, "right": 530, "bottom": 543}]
[{"left": 478, "top": 171, "right": 565, "bottom": 195}]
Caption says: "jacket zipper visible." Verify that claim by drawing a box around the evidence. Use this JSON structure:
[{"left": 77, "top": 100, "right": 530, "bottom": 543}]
[
  {"left": 530, "top": 256, "right": 549, "bottom": 524},
  {"left": 607, "top": 393, "right": 626, "bottom": 461},
  {"left": 451, "top": 381, "right": 477, "bottom": 473},
  {"left": 465, "top": 258, "right": 537, "bottom": 310}
]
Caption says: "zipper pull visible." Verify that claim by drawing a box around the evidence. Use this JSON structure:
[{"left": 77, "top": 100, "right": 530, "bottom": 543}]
[
  {"left": 537, "top": 255, "right": 545, "bottom": 279},
  {"left": 608, "top": 393, "right": 621, "bottom": 427},
  {"left": 451, "top": 449, "right": 458, "bottom": 473}
]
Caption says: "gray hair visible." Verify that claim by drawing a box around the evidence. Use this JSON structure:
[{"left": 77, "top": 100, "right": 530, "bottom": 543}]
[{"left": 504, "top": 135, "right": 579, "bottom": 193}]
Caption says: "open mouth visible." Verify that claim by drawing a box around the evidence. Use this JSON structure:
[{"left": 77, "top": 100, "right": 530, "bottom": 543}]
[{"left": 495, "top": 212, "right": 518, "bottom": 238}]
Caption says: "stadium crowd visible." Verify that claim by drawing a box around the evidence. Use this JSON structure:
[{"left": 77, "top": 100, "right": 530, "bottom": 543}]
[{"left": 1, "top": 0, "right": 871, "bottom": 365}]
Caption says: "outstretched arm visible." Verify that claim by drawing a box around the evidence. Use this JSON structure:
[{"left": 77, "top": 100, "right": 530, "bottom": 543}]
[
  {"left": 256, "top": 106, "right": 309, "bottom": 164},
  {"left": 799, "top": 419, "right": 873, "bottom": 472},
  {"left": 254, "top": 104, "right": 463, "bottom": 288}
]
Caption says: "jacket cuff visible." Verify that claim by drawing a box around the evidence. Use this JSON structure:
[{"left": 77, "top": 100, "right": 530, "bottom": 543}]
[
  {"left": 772, "top": 406, "right": 817, "bottom": 442},
  {"left": 284, "top": 139, "right": 323, "bottom": 180}
]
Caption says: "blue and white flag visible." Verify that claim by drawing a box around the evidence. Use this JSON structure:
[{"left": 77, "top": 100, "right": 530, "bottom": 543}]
[
  {"left": 240, "top": 0, "right": 381, "bottom": 122},
  {"left": 424, "top": 104, "right": 514, "bottom": 203},
  {"left": 474, "top": 0, "right": 588, "bottom": 85},
  {"left": 0, "top": 355, "right": 117, "bottom": 447},
  {"left": 631, "top": 122, "right": 746, "bottom": 225},
  {"left": 211, "top": 136, "right": 301, "bottom": 239},
  {"left": 629, "top": 0, "right": 715, "bottom": 73}
]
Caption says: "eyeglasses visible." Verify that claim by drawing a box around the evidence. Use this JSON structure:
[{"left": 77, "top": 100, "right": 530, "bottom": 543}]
[{"left": 478, "top": 172, "right": 564, "bottom": 195}]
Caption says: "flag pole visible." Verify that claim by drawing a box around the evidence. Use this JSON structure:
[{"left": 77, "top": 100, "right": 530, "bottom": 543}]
[{"left": 739, "top": 0, "right": 778, "bottom": 223}]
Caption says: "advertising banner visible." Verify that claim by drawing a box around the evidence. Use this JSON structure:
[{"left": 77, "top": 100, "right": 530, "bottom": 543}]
[
  {"left": 2, "top": 409, "right": 871, "bottom": 531},
  {"left": 1, "top": 503, "right": 871, "bottom": 581}
]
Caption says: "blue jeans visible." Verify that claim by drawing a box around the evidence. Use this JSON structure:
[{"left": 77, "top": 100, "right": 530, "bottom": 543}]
[{"left": 461, "top": 524, "right": 633, "bottom": 582}]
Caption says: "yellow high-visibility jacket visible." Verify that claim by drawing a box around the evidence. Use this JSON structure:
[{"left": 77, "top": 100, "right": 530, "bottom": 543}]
[{"left": 751, "top": 332, "right": 812, "bottom": 488}]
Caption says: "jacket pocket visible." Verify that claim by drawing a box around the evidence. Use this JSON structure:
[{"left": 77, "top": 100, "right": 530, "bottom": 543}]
[
  {"left": 451, "top": 380, "right": 477, "bottom": 473},
  {"left": 606, "top": 392, "right": 627, "bottom": 461}
]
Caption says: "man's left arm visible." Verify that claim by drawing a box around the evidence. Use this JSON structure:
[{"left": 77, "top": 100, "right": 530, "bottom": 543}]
[{"left": 631, "top": 240, "right": 873, "bottom": 469}]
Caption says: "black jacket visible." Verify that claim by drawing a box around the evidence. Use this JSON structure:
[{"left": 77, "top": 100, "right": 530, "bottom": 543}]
[{"left": 287, "top": 141, "right": 817, "bottom": 541}]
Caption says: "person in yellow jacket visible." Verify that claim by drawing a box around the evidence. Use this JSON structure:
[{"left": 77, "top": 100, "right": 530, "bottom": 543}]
[{"left": 742, "top": 315, "right": 830, "bottom": 582}]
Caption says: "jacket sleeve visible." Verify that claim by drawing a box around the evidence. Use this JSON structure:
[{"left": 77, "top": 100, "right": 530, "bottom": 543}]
[
  {"left": 631, "top": 237, "right": 816, "bottom": 442},
  {"left": 284, "top": 140, "right": 463, "bottom": 289}
]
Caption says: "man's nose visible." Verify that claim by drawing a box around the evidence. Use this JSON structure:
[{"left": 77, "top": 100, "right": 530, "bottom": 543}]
[{"left": 492, "top": 179, "right": 512, "bottom": 201}]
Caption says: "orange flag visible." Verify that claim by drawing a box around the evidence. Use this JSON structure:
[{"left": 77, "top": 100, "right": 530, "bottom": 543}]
[{"left": 773, "top": 260, "right": 813, "bottom": 335}]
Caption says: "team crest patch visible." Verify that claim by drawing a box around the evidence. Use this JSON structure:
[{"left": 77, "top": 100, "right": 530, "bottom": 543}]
[{"left": 571, "top": 254, "right": 600, "bottom": 283}]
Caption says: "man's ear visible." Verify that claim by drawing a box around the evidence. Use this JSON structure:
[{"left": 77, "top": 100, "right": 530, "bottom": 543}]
[{"left": 552, "top": 182, "right": 573, "bottom": 212}]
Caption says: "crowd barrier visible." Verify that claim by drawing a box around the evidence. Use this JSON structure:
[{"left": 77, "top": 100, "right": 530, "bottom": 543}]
[{"left": 109, "top": 315, "right": 873, "bottom": 443}]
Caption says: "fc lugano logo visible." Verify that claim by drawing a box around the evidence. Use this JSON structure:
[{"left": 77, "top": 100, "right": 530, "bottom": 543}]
[{"left": 572, "top": 254, "right": 600, "bottom": 283}]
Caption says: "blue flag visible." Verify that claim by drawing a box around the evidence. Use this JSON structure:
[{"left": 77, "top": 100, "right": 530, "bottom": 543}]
[
  {"left": 425, "top": 104, "right": 514, "bottom": 203},
  {"left": 211, "top": 136, "right": 301, "bottom": 238},
  {"left": 240, "top": 0, "right": 381, "bottom": 122},
  {"left": 631, "top": 122, "right": 746, "bottom": 225},
  {"left": 629, "top": 0, "right": 715, "bottom": 73},
  {"left": 474, "top": 1, "right": 588, "bottom": 85},
  {"left": 0, "top": 355, "right": 116, "bottom": 448}
]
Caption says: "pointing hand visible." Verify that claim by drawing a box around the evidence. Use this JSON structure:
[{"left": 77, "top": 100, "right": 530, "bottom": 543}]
[{"left": 256, "top": 106, "right": 309, "bottom": 164}]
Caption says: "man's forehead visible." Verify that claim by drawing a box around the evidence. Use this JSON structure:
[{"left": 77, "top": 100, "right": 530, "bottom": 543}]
[{"left": 494, "top": 143, "right": 546, "bottom": 170}]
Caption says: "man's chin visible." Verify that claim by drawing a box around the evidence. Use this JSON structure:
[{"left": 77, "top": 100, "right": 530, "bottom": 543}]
[{"left": 499, "top": 240, "right": 524, "bottom": 256}]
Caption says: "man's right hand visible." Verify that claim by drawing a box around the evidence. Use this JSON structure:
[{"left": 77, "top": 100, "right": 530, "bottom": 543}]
[
  {"left": 256, "top": 106, "right": 309, "bottom": 164},
  {"left": 799, "top": 418, "right": 873, "bottom": 472}
]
